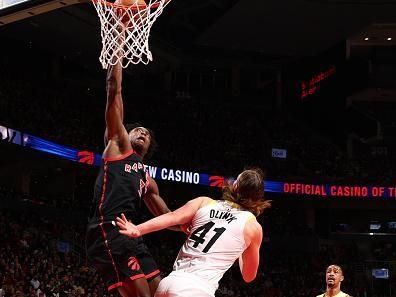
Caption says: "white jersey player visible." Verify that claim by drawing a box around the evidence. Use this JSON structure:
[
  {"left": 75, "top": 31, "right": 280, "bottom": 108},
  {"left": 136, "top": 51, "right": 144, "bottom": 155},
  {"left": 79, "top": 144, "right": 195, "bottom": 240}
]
[{"left": 116, "top": 169, "right": 271, "bottom": 297}]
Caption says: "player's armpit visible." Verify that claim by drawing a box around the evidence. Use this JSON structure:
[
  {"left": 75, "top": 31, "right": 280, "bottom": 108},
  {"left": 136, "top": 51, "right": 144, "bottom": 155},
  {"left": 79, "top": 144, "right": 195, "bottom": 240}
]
[
  {"left": 165, "top": 222, "right": 192, "bottom": 233},
  {"left": 180, "top": 222, "right": 192, "bottom": 234}
]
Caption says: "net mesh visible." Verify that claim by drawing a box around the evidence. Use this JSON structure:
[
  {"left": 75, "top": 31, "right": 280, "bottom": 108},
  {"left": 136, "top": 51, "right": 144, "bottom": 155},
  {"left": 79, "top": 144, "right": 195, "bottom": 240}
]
[{"left": 92, "top": 0, "right": 171, "bottom": 69}]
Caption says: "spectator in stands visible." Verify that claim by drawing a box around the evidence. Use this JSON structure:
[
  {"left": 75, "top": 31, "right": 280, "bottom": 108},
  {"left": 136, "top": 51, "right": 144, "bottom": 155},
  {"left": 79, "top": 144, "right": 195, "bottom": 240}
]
[{"left": 316, "top": 265, "right": 351, "bottom": 297}]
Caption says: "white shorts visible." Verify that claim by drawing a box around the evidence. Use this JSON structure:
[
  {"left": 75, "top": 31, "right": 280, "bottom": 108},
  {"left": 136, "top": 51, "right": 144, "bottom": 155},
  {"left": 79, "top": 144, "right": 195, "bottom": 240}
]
[{"left": 154, "top": 272, "right": 215, "bottom": 297}]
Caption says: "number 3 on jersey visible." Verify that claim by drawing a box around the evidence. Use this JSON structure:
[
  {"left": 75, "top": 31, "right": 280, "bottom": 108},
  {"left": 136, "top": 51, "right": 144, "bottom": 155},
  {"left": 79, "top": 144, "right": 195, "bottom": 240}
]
[{"left": 190, "top": 221, "right": 226, "bottom": 253}]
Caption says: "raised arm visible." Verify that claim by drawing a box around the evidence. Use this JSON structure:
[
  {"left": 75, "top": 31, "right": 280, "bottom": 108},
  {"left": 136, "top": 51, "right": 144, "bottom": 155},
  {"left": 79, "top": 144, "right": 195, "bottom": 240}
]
[
  {"left": 116, "top": 196, "right": 212, "bottom": 237},
  {"left": 103, "top": 62, "right": 131, "bottom": 156},
  {"left": 239, "top": 219, "right": 263, "bottom": 283}
]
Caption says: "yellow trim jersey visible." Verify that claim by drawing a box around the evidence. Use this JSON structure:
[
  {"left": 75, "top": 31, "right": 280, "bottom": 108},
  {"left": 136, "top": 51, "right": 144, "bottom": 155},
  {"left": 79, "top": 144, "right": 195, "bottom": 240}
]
[
  {"left": 172, "top": 200, "right": 256, "bottom": 293},
  {"left": 316, "top": 292, "right": 350, "bottom": 297}
]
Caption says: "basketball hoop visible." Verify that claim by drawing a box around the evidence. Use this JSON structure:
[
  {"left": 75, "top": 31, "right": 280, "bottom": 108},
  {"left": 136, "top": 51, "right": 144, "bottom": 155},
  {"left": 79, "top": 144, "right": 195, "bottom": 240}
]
[{"left": 91, "top": 0, "right": 171, "bottom": 69}]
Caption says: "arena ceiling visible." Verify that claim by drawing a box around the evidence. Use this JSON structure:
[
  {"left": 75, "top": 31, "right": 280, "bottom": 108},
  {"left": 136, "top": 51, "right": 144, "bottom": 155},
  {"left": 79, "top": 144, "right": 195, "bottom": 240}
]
[
  {"left": 198, "top": 0, "right": 396, "bottom": 56},
  {"left": 1, "top": 0, "right": 396, "bottom": 63}
]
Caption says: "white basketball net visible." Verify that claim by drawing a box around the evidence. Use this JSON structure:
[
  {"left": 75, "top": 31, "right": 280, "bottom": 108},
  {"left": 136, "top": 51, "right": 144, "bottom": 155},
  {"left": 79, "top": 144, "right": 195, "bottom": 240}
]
[{"left": 92, "top": 0, "right": 171, "bottom": 69}]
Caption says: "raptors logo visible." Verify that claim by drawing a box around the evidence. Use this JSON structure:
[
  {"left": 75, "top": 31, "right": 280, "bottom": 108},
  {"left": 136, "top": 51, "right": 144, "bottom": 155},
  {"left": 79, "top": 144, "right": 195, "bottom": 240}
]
[
  {"left": 209, "top": 176, "right": 225, "bottom": 188},
  {"left": 128, "top": 257, "right": 141, "bottom": 272},
  {"left": 77, "top": 150, "right": 95, "bottom": 165}
]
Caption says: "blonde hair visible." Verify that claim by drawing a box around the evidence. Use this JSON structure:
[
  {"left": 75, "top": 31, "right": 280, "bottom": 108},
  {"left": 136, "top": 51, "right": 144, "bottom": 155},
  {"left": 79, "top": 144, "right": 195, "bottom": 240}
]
[{"left": 222, "top": 168, "right": 271, "bottom": 216}]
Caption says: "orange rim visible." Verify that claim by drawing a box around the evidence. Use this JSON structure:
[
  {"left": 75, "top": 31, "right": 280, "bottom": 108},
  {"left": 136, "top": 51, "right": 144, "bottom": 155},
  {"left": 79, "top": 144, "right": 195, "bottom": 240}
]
[{"left": 92, "top": 0, "right": 163, "bottom": 10}]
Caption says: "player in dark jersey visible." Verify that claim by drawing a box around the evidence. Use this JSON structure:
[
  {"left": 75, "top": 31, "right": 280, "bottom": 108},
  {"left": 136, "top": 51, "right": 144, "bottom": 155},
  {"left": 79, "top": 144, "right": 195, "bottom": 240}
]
[{"left": 85, "top": 61, "right": 172, "bottom": 297}]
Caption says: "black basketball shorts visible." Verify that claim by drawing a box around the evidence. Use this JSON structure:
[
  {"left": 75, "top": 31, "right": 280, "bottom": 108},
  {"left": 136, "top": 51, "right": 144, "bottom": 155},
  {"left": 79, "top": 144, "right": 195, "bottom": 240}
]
[{"left": 86, "top": 222, "right": 160, "bottom": 291}]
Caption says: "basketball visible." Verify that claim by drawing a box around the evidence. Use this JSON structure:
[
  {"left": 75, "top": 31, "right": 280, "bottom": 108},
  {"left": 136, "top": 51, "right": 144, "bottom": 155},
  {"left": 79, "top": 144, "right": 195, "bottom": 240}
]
[
  {"left": 113, "top": 0, "right": 147, "bottom": 28},
  {"left": 114, "top": 0, "right": 146, "bottom": 6}
]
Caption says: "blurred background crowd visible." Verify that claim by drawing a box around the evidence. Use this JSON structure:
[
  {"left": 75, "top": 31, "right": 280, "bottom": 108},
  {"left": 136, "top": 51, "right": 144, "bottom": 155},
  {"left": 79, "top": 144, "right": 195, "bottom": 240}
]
[{"left": 1, "top": 1, "right": 396, "bottom": 296}]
